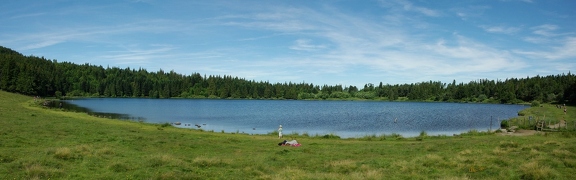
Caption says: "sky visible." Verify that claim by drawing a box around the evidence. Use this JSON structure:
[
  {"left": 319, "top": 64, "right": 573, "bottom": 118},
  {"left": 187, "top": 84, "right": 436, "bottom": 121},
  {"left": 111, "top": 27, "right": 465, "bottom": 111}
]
[{"left": 1, "top": 0, "right": 575, "bottom": 88}]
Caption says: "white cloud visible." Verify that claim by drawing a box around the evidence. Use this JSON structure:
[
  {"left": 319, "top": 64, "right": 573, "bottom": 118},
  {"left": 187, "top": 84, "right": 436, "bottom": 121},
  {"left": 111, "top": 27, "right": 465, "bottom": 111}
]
[
  {"left": 21, "top": 40, "right": 63, "bottom": 50},
  {"left": 381, "top": 0, "right": 441, "bottom": 17},
  {"left": 522, "top": 36, "right": 550, "bottom": 44},
  {"left": 290, "top": 39, "right": 327, "bottom": 51},
  {"left": 210, "top": 2, "right": 537, "bottom": 86},
  {"left": 402, "top": 3, "right": 440, "bottom": 17},
  {"left": 8, "top": 12, "right": 46, "bottom": 20},
  {"left": 5, "top": 19, "right": 187, "bottom": 51},
  {"left": 531, "top": 24, "right": 559, "bottom": 37},
  {"left": 452, "top": 6, "right": 490, "bottom": 21},
  {"left": 482, "top": 25, "right": 521, "bottom": 34},
  {"left": 514, "top": 37, "right": 576, "bottom": 60},
  {"left": 424, "top": 35, "right": 525, "bottom": 73}
]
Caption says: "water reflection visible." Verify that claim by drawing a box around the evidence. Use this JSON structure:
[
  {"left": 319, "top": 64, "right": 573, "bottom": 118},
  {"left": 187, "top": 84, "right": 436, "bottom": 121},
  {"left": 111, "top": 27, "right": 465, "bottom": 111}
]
[{"left": 51, "top": 100, "right": 146, "bottom": 122}]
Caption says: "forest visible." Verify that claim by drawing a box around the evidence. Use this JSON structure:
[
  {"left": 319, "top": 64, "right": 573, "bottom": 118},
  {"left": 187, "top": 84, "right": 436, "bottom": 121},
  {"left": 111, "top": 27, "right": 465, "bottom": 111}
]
[{"left": 1, "top": 46, "right": 575, "bottom": 104}]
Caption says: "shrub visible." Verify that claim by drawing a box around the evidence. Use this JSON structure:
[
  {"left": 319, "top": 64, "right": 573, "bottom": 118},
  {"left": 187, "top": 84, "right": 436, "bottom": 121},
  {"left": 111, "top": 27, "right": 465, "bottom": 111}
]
[
  {"left": 416, "top": 131, "right": 428, "bottom": 141},
  {"left": 160, "top": 123, "right": 171, "bottom": 127},
  {"left": 531, "top": 100, "right": 541, "bottom": 107},
  {"left": 321, "top": 134, "right": 341, "bottom": 139},
  {"left": 419, "top": 131, "right": 428, "bottom": 138},
  {"left": 518, "top": 111, "right": 526, "bottom": 116},
  {"left": 501, "top": 120, "right": 510, "bottom": 129},
  {"left": 55, "top": 91, "right": 62, "bottom": 99}
]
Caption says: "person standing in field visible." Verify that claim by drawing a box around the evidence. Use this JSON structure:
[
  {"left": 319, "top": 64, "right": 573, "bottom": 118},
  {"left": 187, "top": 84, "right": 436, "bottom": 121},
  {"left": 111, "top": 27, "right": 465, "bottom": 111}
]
[{"left": 278, "top": 125, "right": 283, "bottom": 139}]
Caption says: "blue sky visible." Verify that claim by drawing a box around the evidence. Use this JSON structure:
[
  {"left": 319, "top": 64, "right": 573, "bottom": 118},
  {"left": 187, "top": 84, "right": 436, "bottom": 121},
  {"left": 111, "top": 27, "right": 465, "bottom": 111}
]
[{"left": 1, "top": 0, "right": 574, "bottom": 88}]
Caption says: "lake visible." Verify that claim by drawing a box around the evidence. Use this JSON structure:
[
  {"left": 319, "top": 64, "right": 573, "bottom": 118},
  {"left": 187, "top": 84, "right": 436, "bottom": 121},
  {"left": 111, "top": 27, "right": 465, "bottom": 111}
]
[{"left": 63, "top": 98, "right": 528, "bottom": 138}]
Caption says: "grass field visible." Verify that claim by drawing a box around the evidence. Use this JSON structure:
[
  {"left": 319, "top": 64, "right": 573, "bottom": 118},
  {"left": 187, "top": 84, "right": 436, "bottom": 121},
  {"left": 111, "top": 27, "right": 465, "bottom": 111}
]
[{"left": 1, "top": 90, "right": 575, "bottom": 179}]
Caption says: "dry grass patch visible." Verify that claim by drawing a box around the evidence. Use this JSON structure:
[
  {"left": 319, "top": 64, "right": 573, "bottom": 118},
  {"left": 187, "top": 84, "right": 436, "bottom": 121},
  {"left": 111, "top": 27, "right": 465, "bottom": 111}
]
[
  {"left": 419, "top": 154, "right": 446, "bottom": 167},
  {"left": 147, "top": 154, "right": 184, "bottom": 168},
  {"left": 519, "top": 161, "right": 556, "bottom": 180},
  {"left": 391, "top": 160, "right": 418, "bottom": 173},
  {"left": 326, "top": 159, "right": 358, "bottom": 173},
  {"left": 152, "top": 171, "right": 201, "bottom": 180},
  {"left": 458, "top": 149, "right": 477, "bottom": 156},
  {"left": 562, "top": 158, "right": 576, "bottom": 168},
  {"left": 456, "top": 149, "right": 483, "bottom": 164},
  {"left": 192, "top": 156, "right": 230, "bottom": 167},
  {"left": 349, "top": 166, "right": 383, "bottom": 180},
  {"left": 499, "top": 141, "right": 519, "bottom": 149},
  {"left": 437, "top": 176, "right": 471, "bottom": 180},
  {"left": 543, "top": 140, "right": 561, "bottom": 146},
  {"left": 74, "top": 144, "right": 94, "bottom": 157},
  {"left": 53, "top": 147, "right": 73, "bottom": 160},
  {"left": 529, "top": 148, "right": 543, "bottom": 157},
  {"left": 96, "top": 147, "right": 115, "bottom": 156},
  {"left": 261, "top": 167, "right": 316, "bottom": 180},
  {"left": 25, "top": 163, "right": 63, "bottom": 179},
  {"left": 551, "top": 149, "right": 573, "bottom": 158},
  {"left": 492, "top": 147, "right": 508, "bottom": 155},
  {"left": 521, "top": 144, "right": 544, "bottom": 151},
  {"left": 50, "top": 145, "right": 103, "bottom": 160}
]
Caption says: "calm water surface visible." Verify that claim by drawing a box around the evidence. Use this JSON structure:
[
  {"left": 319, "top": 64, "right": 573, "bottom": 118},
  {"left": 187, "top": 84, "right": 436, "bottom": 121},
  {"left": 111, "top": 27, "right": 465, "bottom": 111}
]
[{"left": 64, "top": 99, "right": 527, "bottom": 138}]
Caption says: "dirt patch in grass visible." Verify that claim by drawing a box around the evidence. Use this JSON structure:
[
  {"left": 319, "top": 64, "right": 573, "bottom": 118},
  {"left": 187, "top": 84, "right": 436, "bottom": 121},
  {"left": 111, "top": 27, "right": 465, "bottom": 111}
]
[
  {"left": 499, "top": 120, "right": 570, "bottom": 136},
  {"left": 514, "top": 130, "right": 540, "bottom": 136},
  {"left": 498, "top": 129, "right": 541, "bottom": 136}
]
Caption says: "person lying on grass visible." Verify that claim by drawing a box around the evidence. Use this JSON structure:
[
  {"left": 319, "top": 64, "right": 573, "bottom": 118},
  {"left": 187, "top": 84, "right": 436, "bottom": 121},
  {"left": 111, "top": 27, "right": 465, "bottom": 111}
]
[{"left": 278, "top": 140, "right": 301, "bottom": 146}]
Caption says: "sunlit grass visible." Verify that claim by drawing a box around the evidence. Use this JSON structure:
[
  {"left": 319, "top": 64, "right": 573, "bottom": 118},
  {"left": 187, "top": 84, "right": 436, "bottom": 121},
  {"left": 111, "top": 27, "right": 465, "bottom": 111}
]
[{"left": 1, "top": 90, "right": 575, "bottom": 179}]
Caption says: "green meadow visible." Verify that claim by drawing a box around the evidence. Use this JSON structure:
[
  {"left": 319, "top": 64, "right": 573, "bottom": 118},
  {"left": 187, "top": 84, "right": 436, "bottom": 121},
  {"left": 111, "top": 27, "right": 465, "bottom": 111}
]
[{"left": 1, "top": 90, "right": 575, "bottom": 179}]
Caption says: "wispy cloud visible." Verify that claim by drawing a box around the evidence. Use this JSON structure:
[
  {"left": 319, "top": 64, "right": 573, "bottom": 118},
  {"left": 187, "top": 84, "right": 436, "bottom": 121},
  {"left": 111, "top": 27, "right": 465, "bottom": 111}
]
[
  {"left": 206, "top": 2, "right": 536, "bottom": 85},
  {"left": 482, "top": 25, "right": 521, "bottom": 34},
  {"left": 522, "top": 36, "right": 550, "bottom": 44},
  {"left": 7, "top": 12, "right": 46, "bottom": 20},
  {"left": 523, "top": 24, "right": 574, "bottom": 45},
  {"left": 514, "top": 36, "right": 576, "bottom": 60},
  {"left": 380, "top": 0, "right": 441, "bottom": 17},
  {"left": 401, "top": 2, "right": 440, "bottom": 16},
  {"left": 452, "top": 6, "right": 490, "bottom": 21},
  {"left": 6, "top": 19, "right": 186, "bottom": 50},
  {"left": 100, "top": 45, "right": 175, "bottom": 64},
  {"left": 290, "top": 39, "right": 327, "bottom": 51},
  {"left": 531, "top": 24, "right": 559, "bottom": 37}
]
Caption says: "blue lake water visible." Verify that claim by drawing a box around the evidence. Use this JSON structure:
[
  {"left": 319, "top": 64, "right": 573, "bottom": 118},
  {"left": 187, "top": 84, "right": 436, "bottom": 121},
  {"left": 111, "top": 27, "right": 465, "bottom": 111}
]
[{"left": 64, "top": 99, "right": 528, "bottom": 138}]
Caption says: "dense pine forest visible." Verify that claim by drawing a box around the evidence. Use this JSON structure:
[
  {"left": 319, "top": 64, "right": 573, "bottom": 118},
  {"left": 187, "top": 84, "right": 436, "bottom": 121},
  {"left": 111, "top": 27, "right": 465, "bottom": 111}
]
[{"left": 1, "top": 46, "right": 575, "bottom": 104}]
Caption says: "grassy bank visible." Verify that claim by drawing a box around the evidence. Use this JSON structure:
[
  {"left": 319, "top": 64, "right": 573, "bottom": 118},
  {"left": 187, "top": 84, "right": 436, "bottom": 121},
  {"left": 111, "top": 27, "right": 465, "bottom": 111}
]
[
  {"left": 1, "top": 91, "right": 575, "bottom": 179},
  {"left": 507, "top": 103, "right": 575, "bottom": 131}
]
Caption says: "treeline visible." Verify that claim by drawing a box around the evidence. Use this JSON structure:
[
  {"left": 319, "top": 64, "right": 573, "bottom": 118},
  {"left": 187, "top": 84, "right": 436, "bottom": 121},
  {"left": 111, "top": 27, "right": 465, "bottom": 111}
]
[{"left": 1, "top": 46, "right": 575, "bottom": 104}]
